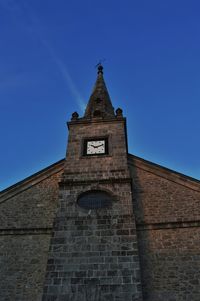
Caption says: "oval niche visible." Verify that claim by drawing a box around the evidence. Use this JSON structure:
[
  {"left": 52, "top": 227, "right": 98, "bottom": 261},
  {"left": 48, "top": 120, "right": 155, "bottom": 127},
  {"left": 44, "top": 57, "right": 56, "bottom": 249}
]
[{"left": 77, "top": 190, "right": 113, "bottom": 210}]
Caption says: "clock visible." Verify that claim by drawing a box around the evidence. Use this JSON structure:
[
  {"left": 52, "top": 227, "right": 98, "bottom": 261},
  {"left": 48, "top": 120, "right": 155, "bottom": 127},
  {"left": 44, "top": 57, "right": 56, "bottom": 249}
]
[{"left": 83, "top": 138, "right": 108, "bottom": 156}]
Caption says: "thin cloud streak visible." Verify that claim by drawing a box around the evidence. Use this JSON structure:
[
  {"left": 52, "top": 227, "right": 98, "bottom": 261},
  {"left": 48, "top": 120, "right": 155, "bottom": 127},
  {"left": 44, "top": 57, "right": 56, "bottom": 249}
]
[
  {"left": 0, "top": 0, "right": 86, "bottom": 113},
  {"left": 53, "top": 57, "right": 86, "bottom": 113},
  {"left": 38, "top": 37, "right": 86, "bottom": 113}
]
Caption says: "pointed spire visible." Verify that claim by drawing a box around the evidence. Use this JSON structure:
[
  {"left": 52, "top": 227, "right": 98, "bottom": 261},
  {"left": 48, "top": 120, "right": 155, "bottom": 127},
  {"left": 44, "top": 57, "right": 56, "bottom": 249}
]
[{"left": 84, "top": 65, "right": 115, "bottom": 119}]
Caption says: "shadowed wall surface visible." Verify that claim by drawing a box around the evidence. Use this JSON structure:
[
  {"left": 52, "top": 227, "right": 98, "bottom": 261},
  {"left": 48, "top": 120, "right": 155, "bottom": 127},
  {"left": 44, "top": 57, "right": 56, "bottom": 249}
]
[
  {"left": 0, "top": 157, "right": 200, "bottom": 300},
  {"left": 0, "top": 165, "right": 63, "bottom": 301},
  {"left": 129, "top": 157, "right": 200, "bottom": 301}
]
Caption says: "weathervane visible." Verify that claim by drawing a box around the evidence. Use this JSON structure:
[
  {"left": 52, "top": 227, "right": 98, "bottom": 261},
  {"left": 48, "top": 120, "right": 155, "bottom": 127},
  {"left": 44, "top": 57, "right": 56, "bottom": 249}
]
[{"left": 95, "top": 58, "right": 106, "bottom": 69}]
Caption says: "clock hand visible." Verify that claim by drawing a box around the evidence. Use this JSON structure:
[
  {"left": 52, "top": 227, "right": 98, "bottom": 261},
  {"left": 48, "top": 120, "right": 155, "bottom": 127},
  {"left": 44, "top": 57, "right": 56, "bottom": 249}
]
[{"left": 91, "top": 144, "right": 104, "bottom": 148}]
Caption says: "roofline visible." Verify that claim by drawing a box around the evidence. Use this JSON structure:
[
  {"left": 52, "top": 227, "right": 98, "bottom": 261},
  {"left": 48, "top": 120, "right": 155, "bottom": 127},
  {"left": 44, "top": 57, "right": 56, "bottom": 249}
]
[
  {"left": 1, "top": 153, "right": 199, "bottom": 202},
  {"left": 128, "top": 154, "right": 200, "bottom": 192},
  {"left": 0, "top": 159, "right": 65, "bottom": 202}
]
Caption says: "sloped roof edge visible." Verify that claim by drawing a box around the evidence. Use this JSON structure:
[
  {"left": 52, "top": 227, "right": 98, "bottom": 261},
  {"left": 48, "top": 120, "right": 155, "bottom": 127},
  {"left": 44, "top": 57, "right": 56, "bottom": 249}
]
[
  {"left": 1, "top": 154, "right": 199, "bottom": 203},
  {"left": 128, "top": 154, "right": 200, "bottom": 192},
  {"left": 0, "top": 159, "right": 65, "bottom": 203}
]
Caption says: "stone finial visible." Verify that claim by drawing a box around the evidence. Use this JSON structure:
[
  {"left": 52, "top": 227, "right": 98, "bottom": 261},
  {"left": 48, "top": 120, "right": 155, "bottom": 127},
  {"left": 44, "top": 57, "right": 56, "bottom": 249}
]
[
  {"left": 116, "top": 107, "right": 123, "bottom": 117},
  {"left": 98, "top": 64, "right": 103, "bottom": 74},
  {"left": 71, "top": 111, "right": 79, "bottom": 120}
]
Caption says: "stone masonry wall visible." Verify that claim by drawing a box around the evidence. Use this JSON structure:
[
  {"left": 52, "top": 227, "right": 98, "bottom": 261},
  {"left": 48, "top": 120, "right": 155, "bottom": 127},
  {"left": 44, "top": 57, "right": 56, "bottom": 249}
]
[
  {"left": 0, "top": 234, "right": 51, "bottom": 301},
  {"left": 129, "top": 162, "right": 200, "bottom": 301},
  {"left": 130, "top": 166, "right": 200, "bottom": 224},
  {"left": 42, "top": 119, "right": 143, "bottom": 301},
  {"left": 137, "top": 227, "right": 200, "bottom": 301},
  {"left": 0, "top": 171, "right": 61, "bottom": 229},
  {"left": 64, "top": 119, "right": 130, "bottom": 182},
  {"left": 42, "top": 182, "right": 143, "bottom": 301},
  {"left": 0, "top": 168, "right": 63, "bottom": 301}
]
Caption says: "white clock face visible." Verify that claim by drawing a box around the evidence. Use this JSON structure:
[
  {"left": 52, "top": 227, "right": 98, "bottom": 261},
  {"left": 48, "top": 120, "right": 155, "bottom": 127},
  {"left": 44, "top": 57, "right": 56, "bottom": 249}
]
[{"left": 87, "top": 140, "right": 105, "bottom": 155}]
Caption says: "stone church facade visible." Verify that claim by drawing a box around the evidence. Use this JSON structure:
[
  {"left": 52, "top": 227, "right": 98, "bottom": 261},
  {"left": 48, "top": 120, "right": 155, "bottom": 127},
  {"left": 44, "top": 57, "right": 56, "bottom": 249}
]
[{"left": 0, "top": 66, "right": 200, "bottom": 301}]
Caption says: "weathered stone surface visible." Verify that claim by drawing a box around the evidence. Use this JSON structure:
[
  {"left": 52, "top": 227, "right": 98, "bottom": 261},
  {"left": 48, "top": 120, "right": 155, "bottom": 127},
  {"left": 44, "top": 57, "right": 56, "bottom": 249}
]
[
  {"left": 129, "top": 158, "right": 200, "bottom": 301},
  {"left": 1, "top": 152, "right": 200, "bottom": 301},
  {"left": 0, "top": 165, "right": 63, "bottom": 301},
  {"left": 0, "top": 234, "right": 50, "bottom": 301},
  {"left": 0, "top": 168, "right": 62, "bottom": 229},
  {"left": 42, "top": 115, "right": 143, "bottom": 300},
  {"left": 130, "top": 164, "right": 200, "bottom": 224},
  {"left": 137, "top": 228, "right": 200, "bottom": 301},
  {"left": 42, "top": 184, "right": 142, "bottom": 300}
]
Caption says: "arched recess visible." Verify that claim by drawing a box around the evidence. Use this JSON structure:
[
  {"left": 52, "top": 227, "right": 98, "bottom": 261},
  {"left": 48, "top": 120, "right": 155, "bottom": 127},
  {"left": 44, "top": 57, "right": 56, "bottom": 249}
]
[
  {"left": 93, "top": 110, "right": 102, "bottom": 117},
  {"left": 77, "top": 190, "right": 114, "bottom": 210}
]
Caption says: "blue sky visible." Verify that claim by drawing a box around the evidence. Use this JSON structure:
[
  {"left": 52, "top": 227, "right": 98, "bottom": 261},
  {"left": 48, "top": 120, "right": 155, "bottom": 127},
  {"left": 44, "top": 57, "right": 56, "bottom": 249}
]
[{"left": 0, "top": 0, "right": 200, "bottom": 190}]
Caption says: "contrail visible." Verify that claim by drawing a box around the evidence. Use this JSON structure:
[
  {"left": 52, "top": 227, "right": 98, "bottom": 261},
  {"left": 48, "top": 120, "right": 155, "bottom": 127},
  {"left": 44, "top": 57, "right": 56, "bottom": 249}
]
[
  {"left": 0, "top": 0, "right": 86, "bottom": 113},
  {"left": 35, "top": 36, "right": 86, "bottom": 113}
]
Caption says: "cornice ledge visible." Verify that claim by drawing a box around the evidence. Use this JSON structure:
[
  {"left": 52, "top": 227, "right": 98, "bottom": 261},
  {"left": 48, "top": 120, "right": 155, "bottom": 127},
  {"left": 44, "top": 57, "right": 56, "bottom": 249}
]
[
  {"left": 67, "top": 117, "right": 126, "bottom": 127},
  {"left": 136, "top": 220, "right": 200, "bottom": 230},
  {"left": 59, "top": 177, "right": 132, "bottom": 187}
]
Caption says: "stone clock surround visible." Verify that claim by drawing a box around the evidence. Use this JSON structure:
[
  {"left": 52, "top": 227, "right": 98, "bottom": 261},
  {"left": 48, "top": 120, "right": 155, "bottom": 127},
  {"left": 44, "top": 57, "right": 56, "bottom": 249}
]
[{"left": 63, "top": 118, "right": 129, "bottom": 180}]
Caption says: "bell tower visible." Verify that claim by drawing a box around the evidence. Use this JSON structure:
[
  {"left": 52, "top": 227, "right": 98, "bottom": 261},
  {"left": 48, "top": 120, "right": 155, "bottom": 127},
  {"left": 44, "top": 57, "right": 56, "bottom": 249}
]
[{"left": 42, "top": 66, "right": 143, "bottom": 301}]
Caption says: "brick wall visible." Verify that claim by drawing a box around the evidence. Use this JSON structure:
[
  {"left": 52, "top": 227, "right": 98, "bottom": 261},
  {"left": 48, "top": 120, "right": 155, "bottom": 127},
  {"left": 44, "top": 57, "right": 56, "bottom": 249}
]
[
  {"left": 42, "top": 182, "right": 142, "bottom": 301},
  {"left": 0, "top": 168, "right": 63, "bottom": 301},
  {"left": 137, "top": 227, "right": 200, "bottom": 301},
  {"left": 0, "top": 234, "right": 51, "bottom": 301},
  {"left": 63, "top": 119, "right": 130, "bottom": 181},
  {"left": 0, "top": 172, "right": 61, "bottom": 229},
  {"left": 129, "top": 161, "right": 200, "bottom": 301},
  {"left": 131, "top": 166, "right": 200, "bottom": 224},
  {"left": 1, "top": 147, "right": 200, "bottom": 301},
  {"left": 42, "top": 119, "right": 143, "bottom": 301}
]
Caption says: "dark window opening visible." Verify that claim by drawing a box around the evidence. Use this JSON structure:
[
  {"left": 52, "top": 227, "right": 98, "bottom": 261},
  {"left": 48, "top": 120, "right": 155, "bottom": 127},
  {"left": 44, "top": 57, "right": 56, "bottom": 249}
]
[
  {"left": 77, "top": 190, "right": 113, "bottom": 209},
  {"left": 93, "top": 110, "right": 102, "bottom": 117}
]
